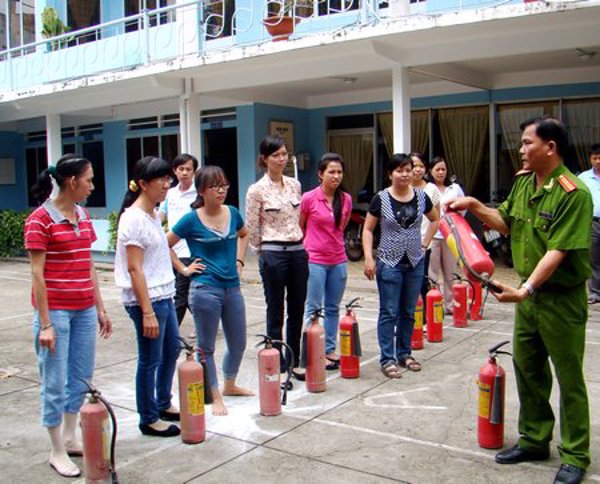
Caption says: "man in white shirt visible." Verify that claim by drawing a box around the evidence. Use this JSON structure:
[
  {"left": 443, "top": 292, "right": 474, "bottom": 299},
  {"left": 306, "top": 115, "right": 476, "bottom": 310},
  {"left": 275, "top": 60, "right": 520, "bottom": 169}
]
[
  {"left": 578, "top": 144, "right": 600, "bottom": 304},
  {"left": 160, "top": 154, "right": 198, "bottom": 324}
]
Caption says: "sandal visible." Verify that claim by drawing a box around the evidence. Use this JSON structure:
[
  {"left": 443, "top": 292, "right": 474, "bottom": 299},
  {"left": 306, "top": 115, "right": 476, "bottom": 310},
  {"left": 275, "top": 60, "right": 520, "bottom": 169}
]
[
  {"left": 325, "top": 355, "right": 340, "bottom": 371},
  {"left": 399, "top": 357, "right": 422, "bottom": 372},
  {"left": 381, "top": 362, "right": 402, "bottom": 379}
]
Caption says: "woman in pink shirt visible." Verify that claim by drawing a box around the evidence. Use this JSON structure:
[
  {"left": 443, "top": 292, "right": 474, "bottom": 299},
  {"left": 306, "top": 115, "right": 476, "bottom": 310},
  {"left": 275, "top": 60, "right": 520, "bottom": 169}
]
[{"left": 300, "top": 153, "right": 352, "bottom": 368}]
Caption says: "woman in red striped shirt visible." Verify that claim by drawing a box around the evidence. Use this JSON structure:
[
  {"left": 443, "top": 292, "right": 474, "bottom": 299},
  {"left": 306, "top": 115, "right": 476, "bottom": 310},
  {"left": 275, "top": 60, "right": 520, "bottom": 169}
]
[{"left": 25, "top": 154, "right": 112, "bottom": 478}]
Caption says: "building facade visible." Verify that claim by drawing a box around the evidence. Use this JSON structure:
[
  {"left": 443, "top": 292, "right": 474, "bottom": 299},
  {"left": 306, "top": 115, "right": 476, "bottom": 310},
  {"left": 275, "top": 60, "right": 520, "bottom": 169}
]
[{"left": 0, "top": 0, "right": 599, "bottom": 252}]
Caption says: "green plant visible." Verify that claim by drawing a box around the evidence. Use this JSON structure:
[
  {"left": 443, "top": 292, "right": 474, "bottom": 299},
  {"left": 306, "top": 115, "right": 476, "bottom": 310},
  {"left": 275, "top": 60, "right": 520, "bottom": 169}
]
[
  {"left": 0, "top": 210, "right": 30, "bottom": 257},
  {"left": 107, "top": 211, "right": 118, "bottom": 251},
  {"left": 41, "top": 7, "right": 71, "bottom": 51}
]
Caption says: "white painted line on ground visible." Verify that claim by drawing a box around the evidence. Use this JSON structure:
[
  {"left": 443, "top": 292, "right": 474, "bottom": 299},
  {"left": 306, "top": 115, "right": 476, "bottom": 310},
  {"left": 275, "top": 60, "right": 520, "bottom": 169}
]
[
  {"left": 448, "top": 326, "right": 600, "bottom": 345},
  {"left": 308, "top": 419, "right": 600, "bottom": 481},
  {"left": 0, "top": 311, "right": 32, "bottom": 321},
  {"left": 364, "top": 387, "right": 447, "bottom": 410},
  {"left": 0, "top": 274, "right": 30, "bottom": 282}
]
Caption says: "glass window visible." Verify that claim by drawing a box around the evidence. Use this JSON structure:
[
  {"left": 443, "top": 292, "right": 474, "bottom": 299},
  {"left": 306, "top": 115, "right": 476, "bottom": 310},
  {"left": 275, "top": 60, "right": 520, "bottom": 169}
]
[
  {"left": 496, "top": 101, "right": 558, "bottom": 198},
  {"left": 67, "top": 0, "right": 101, "bottom": 45},
  {"left": 26, "top": 147, "right": 47, "bottom": 206},
  {"left": 124, "top": 0, "right": 175, "bottom": 32},
  {"left": 82, "top": 141, "right": 106, "bottom": 207},
  {"left": 563, "top": 98, "right": 600, "bottom": 173}
]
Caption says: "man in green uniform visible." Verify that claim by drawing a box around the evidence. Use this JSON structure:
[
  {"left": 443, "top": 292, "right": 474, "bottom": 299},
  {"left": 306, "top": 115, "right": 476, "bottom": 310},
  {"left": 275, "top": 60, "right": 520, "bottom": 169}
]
[{"left": 449, "top": 117, "right": 591, "bottom": 484}]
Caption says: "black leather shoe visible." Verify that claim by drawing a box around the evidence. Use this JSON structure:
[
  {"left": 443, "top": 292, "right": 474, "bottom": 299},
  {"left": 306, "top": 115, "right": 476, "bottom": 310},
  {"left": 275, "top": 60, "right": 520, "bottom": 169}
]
[
  {"left": 554, "top": 464, "right": 585, "bottom": 484},
  {"left": 159, "top": 409, "right": 180, "bottom": 421},
  {"left": 139, "top": 423, "right": 180, "bottom": 437},
  {"left": 495, "top": 444, "right": 549, "bottom": 464},
  {"left": 292, "top": 369, "right": 306, "bottom": 381}
]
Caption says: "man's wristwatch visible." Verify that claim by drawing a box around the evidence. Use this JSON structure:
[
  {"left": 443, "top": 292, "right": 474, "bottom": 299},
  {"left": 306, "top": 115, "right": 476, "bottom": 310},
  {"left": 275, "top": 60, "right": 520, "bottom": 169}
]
[
  {"left": 521, "top": 282, "right": 535, "bottom": 297},
  {"left": 183, "top": 266, "right": 189, "bottom": 276}
]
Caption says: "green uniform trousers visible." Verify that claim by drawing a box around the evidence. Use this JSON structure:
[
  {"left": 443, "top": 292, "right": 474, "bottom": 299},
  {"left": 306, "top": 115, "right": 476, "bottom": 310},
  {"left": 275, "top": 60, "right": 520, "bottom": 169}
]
[{"left": 514, "top": 283, "right": 590, "bottom": 469}]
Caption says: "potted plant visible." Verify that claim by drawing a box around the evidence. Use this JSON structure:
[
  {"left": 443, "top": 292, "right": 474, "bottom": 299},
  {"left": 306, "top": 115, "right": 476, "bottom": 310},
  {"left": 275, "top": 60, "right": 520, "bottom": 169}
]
[
  {"left": 263, "top": 0, "right": 301, "bottom": 41},
  {"left": 41, "top": 6, "right": 71, "bottom": 51}
]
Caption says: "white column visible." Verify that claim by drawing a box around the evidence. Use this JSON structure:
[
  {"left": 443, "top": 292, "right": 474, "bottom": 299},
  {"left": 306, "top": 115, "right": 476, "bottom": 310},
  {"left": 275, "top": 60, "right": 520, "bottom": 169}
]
[
  {"left": 489, "top": 103, "right": 497, "bottom": 199},
  {"left": 389, "top": 0, "right": 410, "bottom": 18},
  {"left": 46, "top": 113, "right": 62, "bottom": 166},
  {"left": 176, "top": 0, "right": 201, "bottom": 56},
  {"left": 179, "top": 78, "right": 202, "bottom": 162},
  {"left": 392, "top": 66, "right": 411, "bottom": 154}
]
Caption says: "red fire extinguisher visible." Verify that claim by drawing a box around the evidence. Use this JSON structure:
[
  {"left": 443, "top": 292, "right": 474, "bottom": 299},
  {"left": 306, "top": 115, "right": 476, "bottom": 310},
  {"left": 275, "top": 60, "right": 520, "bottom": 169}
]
[
  {"left": 80, "top": 380, "right": 119, "bottom": 484},
  {"left": 301, "top": 309, "right": 326, "bottom": 393},
  {"left": 411, "top": 294, "right": 424, "bottom": 350},
  {"left": 256, "top": 334, "right": 294, "bottom": 416},
  {"left": 439, "top": 212, "right": 502, "bottom": 297},
  {"left": 178, "top": 339, "right": 205, "bottom": 444},
  {"left": 426, "top": 278, "right": 444, "bottom": 343},
  {"left": 478, "top": 340, "right": 511, "bottom": 449},
  {"left": 339, "top": 297, "right": 362, "bottom": 379},
  {"left": 452, "top": 274, "right": 474, "bottom": 328},
  {"left": 468, "top": 280, "right": 484, "bottom": 320}
]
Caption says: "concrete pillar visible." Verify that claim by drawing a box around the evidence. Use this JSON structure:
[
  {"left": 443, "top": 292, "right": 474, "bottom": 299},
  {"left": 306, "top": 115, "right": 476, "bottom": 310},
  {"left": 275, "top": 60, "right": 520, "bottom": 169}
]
[
  {"left": 179, "top": 78, "right": 202, "bottom": 162},
  {"left": 389, "top": 0, "right": 410, "bottom": 18},
  {"left": 392, "top": 66, "right": 411, "bottom": 154},
  {"left": 46, "top": 113, "right": 61, "bottom": 166},
  {"left": 176, "top": 0, "right": 201, "bottom": 56},
  {"left": 489, "top": 103, "right": 497, "bottom": 199}
]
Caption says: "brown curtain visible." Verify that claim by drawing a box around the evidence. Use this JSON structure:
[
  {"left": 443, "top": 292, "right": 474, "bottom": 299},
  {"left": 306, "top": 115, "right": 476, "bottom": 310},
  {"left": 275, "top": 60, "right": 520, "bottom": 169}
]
[
  {"left": 329, "top": 134, "right": 372, "bottom": 201},
  {"left": 563, "top": 100, "right": 600, "bottom": 171},
  {"left": 378, "top": 113, "right": 393, "bottom": 158},
  {"left": 438, "top": 106, "right": 488, "bottom": 194},
  {"left": 411, "top": 110, "right": 429, "bottom": 154},
  {"left": 498, "top": 105, "right": 544, "bottom": 172}
]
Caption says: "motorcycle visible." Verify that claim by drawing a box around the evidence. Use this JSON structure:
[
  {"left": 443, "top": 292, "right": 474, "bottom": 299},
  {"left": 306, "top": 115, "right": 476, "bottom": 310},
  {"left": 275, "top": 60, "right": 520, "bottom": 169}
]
[{"left": 344, "top": 208, "right": 367, "bottom": 262}]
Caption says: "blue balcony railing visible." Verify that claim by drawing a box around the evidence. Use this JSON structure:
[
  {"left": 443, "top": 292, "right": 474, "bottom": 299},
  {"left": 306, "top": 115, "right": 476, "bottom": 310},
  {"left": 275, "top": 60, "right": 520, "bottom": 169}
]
[{"left": 0, "top": 0, "right": 526, "bottom": 93}]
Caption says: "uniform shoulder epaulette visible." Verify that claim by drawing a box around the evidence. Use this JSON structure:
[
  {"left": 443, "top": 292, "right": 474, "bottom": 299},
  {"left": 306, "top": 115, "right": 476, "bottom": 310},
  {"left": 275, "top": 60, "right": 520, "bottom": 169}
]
[
  {"left": 515, "top": 169, "right": 532, "bottom": 177},
  {"left": 557, "top": 174, "right": 577, "bottom": 193}
]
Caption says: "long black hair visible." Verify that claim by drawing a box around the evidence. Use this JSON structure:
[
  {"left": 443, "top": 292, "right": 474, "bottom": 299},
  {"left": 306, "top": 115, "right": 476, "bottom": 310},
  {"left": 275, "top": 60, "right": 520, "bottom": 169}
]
[
  {"left": 190, "top": 165, "right": 229, "bottom": 209},
  {"left": 117, "top": 156, "right": 172, "bottom": 223},
  {"left": 257, "top": 135, "right": 287, "bottom": 170},
  {"left": 30, "top": 154, "right": 91, "bottom": 205},
  {"left": 319, "top": 153, "right": 346, "bottom": 229}
]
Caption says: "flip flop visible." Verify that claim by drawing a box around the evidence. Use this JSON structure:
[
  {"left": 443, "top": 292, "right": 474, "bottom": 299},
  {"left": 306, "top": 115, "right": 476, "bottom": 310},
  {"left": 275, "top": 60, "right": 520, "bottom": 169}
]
[
  {"left": 399, "top": 357, "right": 422, "bottom": 372},
  {"left": 49, "top": 460, "right": 81, "bottom": 478},
  {"left": 381, "top": 362, "right": 402, "bottom": 379}
]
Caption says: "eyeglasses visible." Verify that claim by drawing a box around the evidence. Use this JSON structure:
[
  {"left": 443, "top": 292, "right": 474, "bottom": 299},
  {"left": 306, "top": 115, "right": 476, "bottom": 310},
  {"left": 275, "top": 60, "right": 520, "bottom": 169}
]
[{"left": 209, "top": 184, "right": 230, "bottom": 192}]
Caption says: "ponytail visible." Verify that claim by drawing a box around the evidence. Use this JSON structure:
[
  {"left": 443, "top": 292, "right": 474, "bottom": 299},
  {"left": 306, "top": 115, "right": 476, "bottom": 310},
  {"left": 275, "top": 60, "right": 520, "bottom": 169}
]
[
  {"left": 30, "top": 154, "right": 91, "bottom": 206},
  {"left": 333, "top": 186, "right": 343, "bottom": 229},
  {"left": 117, "top": 156, "right": 172, "bottom": 224},
  {"left": 31, "top": 170, "right": 54, "bottom": 205}
]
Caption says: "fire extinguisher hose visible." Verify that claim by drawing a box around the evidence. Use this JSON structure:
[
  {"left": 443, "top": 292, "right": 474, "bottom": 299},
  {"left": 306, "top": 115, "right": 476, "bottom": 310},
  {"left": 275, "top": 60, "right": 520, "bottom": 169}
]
[
  {"left": 444, "top": 215, "right": 503, "bottom": 294},
  {"left": 273, "top": 339, "right": 294, "bottom": 406},
  {"left": 97, "top": 393, "right": 120, "bottom": 484}
]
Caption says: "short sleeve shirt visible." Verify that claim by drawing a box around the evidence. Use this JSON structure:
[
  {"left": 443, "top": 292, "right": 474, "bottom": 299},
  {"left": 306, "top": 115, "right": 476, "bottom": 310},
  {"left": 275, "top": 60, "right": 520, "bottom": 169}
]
[
  {"left": 498, "top": 164, "right": 592, "bottom": 288},
  {"left": 159, "top": 183, "right": 196, "bottom": 258},
  {"left": 114, "top": 207, "right": 175, "bottom": 305},
  {"left": 172, "top": 206, "right": 244, "bottom": 288},
  {"left": 24, "top": 201, "right": 97, "bottom": 311},
  {"left": 301, "top": 187, "right": 352, "bottom": 264}
]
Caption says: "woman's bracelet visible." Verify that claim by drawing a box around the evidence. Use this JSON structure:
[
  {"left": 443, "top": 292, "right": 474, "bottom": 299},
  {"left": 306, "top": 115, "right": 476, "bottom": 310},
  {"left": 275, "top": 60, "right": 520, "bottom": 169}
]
[
  {"left": 142, "top": 312, "right": 156, "bottom": 318},
  {"left": 236, "top": 259, "right": 245, "bottom": 267},
  {"left": 40, "top": 322, "right": 53, "bottom": 331}
]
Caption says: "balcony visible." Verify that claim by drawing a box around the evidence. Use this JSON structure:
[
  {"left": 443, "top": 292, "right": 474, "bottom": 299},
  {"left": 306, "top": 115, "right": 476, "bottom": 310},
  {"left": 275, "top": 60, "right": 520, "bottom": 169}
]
[{"left": 0, "top": 0, "right": 557, "bottom": 95}]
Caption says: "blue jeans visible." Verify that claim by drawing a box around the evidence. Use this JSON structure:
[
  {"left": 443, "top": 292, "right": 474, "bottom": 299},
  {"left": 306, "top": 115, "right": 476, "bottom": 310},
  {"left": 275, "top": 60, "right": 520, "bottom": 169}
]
[
  {"left": 33, "top": 306, "right": 97, "bottom": 427},
  {"left": 375, "top": 258, "right": 424, "bottom": 366},
  {"left": 126, "top": 298, "right": 181, "bottom": 425},
  {"left": 188, "top": 282, "right": 247, "bottom": 390},
  {"left": 304, "top": 262, "right": 348, "bottom": 354}
]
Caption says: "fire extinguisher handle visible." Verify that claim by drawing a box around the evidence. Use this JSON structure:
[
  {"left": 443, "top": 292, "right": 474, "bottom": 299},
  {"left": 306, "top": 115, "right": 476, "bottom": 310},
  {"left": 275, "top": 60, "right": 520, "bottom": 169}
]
[
  {"left": 488, "top": 340, "right": 510, "bottom": 355},
  {"left": 272, "top": 339, "right": 295, "bottom": 406},
  {"left": 345, "top": 297, "right": 361, "bottom": 309}
]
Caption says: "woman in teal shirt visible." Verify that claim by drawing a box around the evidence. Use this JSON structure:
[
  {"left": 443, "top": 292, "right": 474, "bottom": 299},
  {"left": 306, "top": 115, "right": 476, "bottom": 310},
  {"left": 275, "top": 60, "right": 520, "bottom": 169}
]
[{"left": 167, "top": 166, "right": 253, "bottom": 416}]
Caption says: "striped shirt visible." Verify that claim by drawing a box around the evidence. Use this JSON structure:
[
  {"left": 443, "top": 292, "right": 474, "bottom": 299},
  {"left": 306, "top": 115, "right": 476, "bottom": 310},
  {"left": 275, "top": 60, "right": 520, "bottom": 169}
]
[{"left": 24, "top": 201, "right": 97, "bottom": 310}]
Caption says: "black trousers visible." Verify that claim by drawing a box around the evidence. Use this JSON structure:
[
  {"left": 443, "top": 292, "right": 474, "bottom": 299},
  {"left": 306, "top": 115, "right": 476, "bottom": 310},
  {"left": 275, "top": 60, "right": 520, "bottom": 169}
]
[
  {"left": 419, "top": 248, "right": 432, "bottom": 302},
  {"left": 259, "top": 249, "right": 309, "bottom": 371},
  {"left": 174, "top": 257, "right": 192, "bottom": 325}
]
